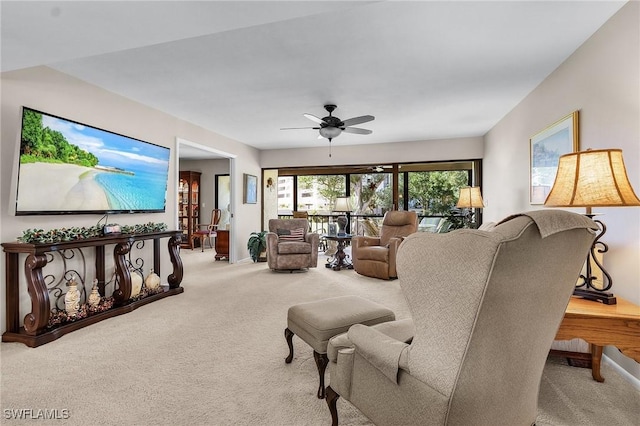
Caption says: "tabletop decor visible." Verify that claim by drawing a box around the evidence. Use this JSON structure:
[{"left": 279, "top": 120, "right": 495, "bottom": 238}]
[
  {"left": 334, "top": 197, "right": 352, "bottom": 235},
  {"left": 530, "top": 111, "right": 579, "bottom": 204},
  {"left": 544, "top": 148, "right": 640, "bottom": 304},
  {"left": 17, "top": 222, "right": 168, "bottom": 244}
]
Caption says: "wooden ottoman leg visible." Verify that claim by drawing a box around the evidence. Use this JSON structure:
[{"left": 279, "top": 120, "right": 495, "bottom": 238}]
[
  {"left": 326, "top": 386, "right": 340, "bottom": 426},
  {"left": 284, "top": 328, "right": 295, "bottom": 363},
  {"left": 314, "top": 351, "right": 329, "bottom": 399}
]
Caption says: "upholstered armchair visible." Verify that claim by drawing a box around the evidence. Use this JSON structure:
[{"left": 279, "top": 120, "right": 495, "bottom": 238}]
[
  {"left": 326, "top": 210, "right": 597, "bottom": 426},
  {"left": 351, "top": 211, "right": 418, "bottom": 280},
  {"left": 266, "top": 218, "right": 320, "bottom": 271}
]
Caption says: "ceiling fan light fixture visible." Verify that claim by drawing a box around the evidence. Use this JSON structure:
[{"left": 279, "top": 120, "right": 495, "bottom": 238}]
[{"left": 319, "top": 126, "right": 342, "bottom": 139}]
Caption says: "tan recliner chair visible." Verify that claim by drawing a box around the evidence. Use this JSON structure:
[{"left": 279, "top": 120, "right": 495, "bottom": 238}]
[
  {"left": 266, "top": 218, "right": 319, "bottom": 271},
  {"left": 326, "top": 210, "right": 597, "bottom": 426},
  {"left": 351, "top": 211, "right": 418, "bottom": 280}
]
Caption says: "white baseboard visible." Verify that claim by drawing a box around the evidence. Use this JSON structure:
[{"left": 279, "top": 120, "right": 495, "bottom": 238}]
[{"left": 603, "top": 354, "right": 640, "bottom": 391}]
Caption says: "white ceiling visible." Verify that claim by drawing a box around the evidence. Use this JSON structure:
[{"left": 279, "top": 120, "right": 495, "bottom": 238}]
[{"left": 1, "top": 1, "right": 626, "bottom": 158}]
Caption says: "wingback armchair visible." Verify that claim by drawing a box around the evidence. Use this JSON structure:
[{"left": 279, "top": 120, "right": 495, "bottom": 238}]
[
  {"left": 326, "top": 210, "right": 597, "bottom": 425},
  {"left": 266, "top": 218, "right": 319, "bottom": 271},
  {"left": 352, "top": 210, "right": 418, "bottom": 280}
]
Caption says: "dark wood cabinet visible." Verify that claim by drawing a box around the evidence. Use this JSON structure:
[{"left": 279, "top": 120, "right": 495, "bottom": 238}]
[
  {"left": 215, "top": 230, "right": 229, "bottom": 260},
  {"left": 179, "top": 171, "right": 201, "bottom": 247}
]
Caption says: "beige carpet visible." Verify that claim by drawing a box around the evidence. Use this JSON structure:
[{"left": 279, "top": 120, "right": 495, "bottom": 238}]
[{"left": 1, "top": 249, "right": 638, "bottom": 425}]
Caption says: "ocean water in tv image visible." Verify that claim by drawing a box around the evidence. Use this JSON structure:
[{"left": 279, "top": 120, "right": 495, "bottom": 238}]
[
  {"left": 94, "top": 163, "right": 168, "bottom": 211},
  {"left": 17, "top": 108, "right": 171, "bottom": 214}
]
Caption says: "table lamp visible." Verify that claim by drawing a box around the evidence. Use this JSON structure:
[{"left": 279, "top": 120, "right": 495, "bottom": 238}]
[
  {"left": 544, "top": 148, "right": 640, "bottom": 304},
  {"left": 334, "top": 197, "right": 352, "bottom": 235},
  {"left": 456, "top": 187, "right": 485, "bottom": 228}
]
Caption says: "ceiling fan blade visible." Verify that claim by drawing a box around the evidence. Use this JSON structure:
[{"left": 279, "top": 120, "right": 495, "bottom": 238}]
[
  {"left": 280, "top": 127, "right": 320, "bottom": 130},
  {"left": 340, "top": 115, "right": 375, "bottom": 127},
  {"left": 303, "top": 113, "right": 327, "bottom": 125},
  {"left": 342, "top": 127, "right": 372, "bottom": 135}
]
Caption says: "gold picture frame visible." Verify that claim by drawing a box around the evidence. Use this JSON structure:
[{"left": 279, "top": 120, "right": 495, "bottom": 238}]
[
  {"left": 529, "top": 111, "right": 579, "bottom": 204},
  {"left": 243, "top": 174, "right": 258, "bottom": 204}
]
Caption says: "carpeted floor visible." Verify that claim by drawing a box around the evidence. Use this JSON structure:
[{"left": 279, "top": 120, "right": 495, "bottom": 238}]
[{"left": 1, "top": 249, "right": 638, "bottom": 425}]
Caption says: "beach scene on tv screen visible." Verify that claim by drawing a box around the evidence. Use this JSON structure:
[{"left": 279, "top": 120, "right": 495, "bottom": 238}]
[{"left": 16, "top": 109, "right": 170, "bottom": 213}]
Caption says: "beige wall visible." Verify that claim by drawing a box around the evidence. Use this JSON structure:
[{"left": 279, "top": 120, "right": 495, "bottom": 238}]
[
  {"left": 484, "top": 2, "right": 639, "bottom": 379},
  {"left": 260, "top": 136, "right": 483, "bottom": 169},
  {"left": 263, "top": 169, "right": 279, "bottom": 231}
]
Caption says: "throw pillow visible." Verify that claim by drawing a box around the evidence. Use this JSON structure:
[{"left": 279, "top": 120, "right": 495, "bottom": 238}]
[{"left": 278, "top": 228, "right": 305, "bottom": 242}]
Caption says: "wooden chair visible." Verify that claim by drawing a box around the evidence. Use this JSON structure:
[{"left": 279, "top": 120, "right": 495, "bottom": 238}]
[{"left": 190, "top": 209, "right": 221, "bottom": 251}]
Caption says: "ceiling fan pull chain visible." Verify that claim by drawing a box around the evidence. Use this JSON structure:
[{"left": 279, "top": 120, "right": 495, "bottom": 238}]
[{"left": 329, "top": 140, "right": 332, "bottom": 157}]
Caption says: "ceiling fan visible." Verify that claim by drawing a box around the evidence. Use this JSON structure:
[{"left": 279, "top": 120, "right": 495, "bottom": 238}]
[{"left": 281, "top": 104, "right": 375, "bottom": 156}]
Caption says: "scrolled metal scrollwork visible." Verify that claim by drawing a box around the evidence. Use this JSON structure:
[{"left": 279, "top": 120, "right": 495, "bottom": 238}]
[{"left": 577, "top": 218, "right": 612, "bottom": 292}]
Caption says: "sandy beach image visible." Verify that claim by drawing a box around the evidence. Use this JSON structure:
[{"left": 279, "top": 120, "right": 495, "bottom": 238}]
[{"left": 16, "top": 163, "right": 110, "bottom": 211}]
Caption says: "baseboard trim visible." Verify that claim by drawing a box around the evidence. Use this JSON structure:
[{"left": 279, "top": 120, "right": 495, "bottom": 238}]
[{"left": 602, "top": 354, "right": 640, "bottom": 391}]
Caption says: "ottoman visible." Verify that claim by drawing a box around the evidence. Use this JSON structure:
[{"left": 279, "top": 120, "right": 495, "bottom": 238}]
[{"left": 284, "top": 295, "right": 395, "bottom": 398}]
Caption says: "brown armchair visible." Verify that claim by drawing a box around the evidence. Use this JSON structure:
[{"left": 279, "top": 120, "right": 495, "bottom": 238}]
[
  {"left": 352, "top": 211, "right": 418, "bottom": 280},
  {"left": 266, "top": 218, "right": 320, "bottom": 271}
]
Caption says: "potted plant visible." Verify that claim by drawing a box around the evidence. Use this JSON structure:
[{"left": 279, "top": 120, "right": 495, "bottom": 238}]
[{"left": 247, "top": 231, "right": 267, "bottom": 262}]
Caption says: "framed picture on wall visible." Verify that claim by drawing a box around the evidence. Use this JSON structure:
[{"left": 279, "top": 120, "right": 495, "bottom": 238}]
[
  {"left": 243, "top": 173, "right": 258, "bottom": 204},
  {"left": 529, "top": 111, "right": 579, "bottom": 204}
]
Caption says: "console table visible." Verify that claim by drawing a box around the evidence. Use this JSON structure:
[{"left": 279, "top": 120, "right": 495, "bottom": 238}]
[
  {"left": 2, "top": 231, "right": 184, "bottom": 347},
  {"left": 554, "top": 296, "right": 640, "bottom": 382}
]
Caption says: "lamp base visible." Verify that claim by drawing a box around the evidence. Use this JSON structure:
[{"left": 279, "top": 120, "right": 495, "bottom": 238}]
[{"left": 573, "top": 288, "right": 617, "bottom": 305}]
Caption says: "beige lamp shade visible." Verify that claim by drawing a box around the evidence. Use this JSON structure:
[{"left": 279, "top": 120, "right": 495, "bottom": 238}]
[
  {"left": 456, "top": 187, "right": 485, "bottom": 208},
  {"left": 334, "top": 197, "right": 352, "bottom": 212},
  {"left": 544, "top": 149, "right": 640, "bottom": 211}
]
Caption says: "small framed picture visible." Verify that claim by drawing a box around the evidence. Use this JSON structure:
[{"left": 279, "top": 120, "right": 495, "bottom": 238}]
[
  {"left": 529, "top": 111, "right": 579, "bottom": 204},
  {"left": 243, "top": 174, "right": 258, "bottom": 204}
]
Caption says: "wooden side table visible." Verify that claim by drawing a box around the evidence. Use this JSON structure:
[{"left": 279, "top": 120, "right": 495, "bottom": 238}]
[
  {"left": 214, "top": 230, "right": 229, "bottom": 260},
  {"left": 554, "top": 296, "right": 640, "bottom": 382}
]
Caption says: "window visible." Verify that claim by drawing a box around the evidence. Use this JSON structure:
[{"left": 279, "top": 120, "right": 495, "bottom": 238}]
[{"left": 274, "top": 160, "right": 480, "bottom": 232}]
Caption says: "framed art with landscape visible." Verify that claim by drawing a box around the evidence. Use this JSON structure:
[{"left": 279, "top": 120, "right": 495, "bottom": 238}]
[
  {"left": 529, "top": 111, "right": 579, "bottom": 204},
  {"left": 243, "top": 173, "right": 258, "bottom": 204}
]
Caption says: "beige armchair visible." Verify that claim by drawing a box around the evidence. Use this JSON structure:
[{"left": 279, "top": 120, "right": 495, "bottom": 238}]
[
  {"left": 351, "top": 211, "right": 418, "bottom": 280},
  {"left": 326, "top": 210, "right": 597, "bottom": 425},
  {"left": 266, "top": 218, "right": 319, "bottom": 271}
]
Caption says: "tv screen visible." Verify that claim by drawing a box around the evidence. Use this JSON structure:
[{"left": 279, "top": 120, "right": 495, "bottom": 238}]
[{"left": 15, "top": 107, "right": 171, "bottom": 215}]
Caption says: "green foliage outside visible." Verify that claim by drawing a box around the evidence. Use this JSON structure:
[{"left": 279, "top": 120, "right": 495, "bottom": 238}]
[
  {"left": 20, "top": 110, "right": 99, "bottom": 168},
  {"left": 350, "top": 174, "right": 392, "bottom": 213},
  {"left": 407, "top": 171, "right": 468, "bottom": 215},
  {"left": 298, "top": 175, "right": 345, "bottom": 210}
]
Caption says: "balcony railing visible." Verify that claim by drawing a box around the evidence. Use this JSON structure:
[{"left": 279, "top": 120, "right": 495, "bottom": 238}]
[{"left": 277, "top": 213, "right": 454, "bottom": 235}]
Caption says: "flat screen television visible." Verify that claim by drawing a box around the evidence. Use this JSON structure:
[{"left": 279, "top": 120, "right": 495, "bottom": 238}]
[{"left": 15, "top": 107, "right": 171, "bottom": 215}]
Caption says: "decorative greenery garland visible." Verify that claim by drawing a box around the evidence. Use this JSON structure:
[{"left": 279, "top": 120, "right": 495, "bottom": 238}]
[{"left": 18, "top": 222, "right": 168, "bottom": 244}]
